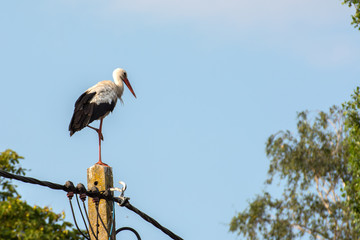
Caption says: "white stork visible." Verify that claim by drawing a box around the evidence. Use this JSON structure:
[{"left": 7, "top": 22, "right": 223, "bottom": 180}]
[{"left": 69, "top": 68, "right": 136, "bottom": 166}]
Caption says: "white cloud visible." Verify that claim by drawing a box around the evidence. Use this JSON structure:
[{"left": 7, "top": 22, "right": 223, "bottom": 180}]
[
  {"left": 106, "top": 0, "right": 355, "bottom": 29},
  {"left": 63, "top": 0, "right": 360, "bottom": 68},
  {"left": 113, "top": 0, "right": 359, "bottom": 68}
]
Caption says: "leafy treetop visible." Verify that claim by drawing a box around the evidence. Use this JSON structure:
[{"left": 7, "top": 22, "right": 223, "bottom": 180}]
[
  {"left": 230, "top": 107, "right": 358, "bottom": 239},
  {"left": 0, "top": 149, "right": 84, "bottom": 240},
  {"left": 342, "top": 0, "right": 360, "bottom": 29}
]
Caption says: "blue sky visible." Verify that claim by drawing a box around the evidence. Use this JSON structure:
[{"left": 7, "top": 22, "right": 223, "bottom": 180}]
[{"left": 0, "top": 1, "right": 359, "bottom": 239}]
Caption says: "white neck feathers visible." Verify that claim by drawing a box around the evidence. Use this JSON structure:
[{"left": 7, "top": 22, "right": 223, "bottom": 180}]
[{"left": 113, "top": 71, "right": 124, "bottom": 98}]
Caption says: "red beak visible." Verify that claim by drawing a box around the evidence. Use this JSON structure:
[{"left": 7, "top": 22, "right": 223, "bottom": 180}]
[{"left": 123, "top": 78, "right": 137, "bottom": 98}]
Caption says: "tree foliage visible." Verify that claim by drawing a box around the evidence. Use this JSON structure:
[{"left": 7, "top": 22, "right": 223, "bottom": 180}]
[
  {"left": 0, "top": 149, "right": 83, "bottom": 240},
  {"left": 230, "top": 107, "right": 358, "bottom": 239},
  {"left": 343, "top": 87, "right": 360, "bottom": 229},
  {"left": 0, "top": 149, "right": 25, "bottom": 199},
  {"left": 342, "top": 0, "right": 360, "bottom": 29}
]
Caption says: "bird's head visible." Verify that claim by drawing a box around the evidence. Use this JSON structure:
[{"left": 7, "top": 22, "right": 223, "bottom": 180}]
[{"left": 113, "top": 68, "right": 137, "bottom": 98}]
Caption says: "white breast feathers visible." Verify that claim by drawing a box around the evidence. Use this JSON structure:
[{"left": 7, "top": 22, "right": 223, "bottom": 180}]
[{"left": 87, "top": 81, "right": 118, "bottom": 105}]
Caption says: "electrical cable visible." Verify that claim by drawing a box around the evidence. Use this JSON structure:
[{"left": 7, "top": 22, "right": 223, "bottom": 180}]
[{"left": 0, "top": 169, "right": 183, "bottom": 240}]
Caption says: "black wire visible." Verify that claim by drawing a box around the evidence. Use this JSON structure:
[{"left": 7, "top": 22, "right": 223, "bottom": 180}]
[
  {"left": 123, "top": 202, "right": 183, "bottom": 240},
  {"left": 68, "top": 198, "right": 90, "bottom": 240},
  {"left": 0, "top": 169, "right": 67, "bottom": 191},
  {"left": 75, "top": 194, "right": 90, "bottom": 237},
  {"left": 116, "top": 227, "right": 142, "bottom": 240},
  {"left": 0, "top": 169, "right": 183, "bottom": 240},
  {"left": 82, "top": 200, "right": 98, "bottom": 240},
  {"left": 96, "top": 208, "right": 99, "bottom": 240},
  {"left": 95, "top": 203, "right": 110, "bottom": 237}
]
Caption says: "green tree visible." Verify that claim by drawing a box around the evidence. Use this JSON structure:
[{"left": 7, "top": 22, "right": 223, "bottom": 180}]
[
  {"left": 0, "top": 149, "right": 83, "bottom": 240},
  {"left": 0, "top": 150, "right": 25, "bottom": 200},
  {"left": 342, "top": 0, "right": 360, "bottom": 29},
  {"left": 343, "top": 87, "right": 360, "bottom": 230},
  {"left": 230, "top": 107, "right": 358, "bottom": 239}
]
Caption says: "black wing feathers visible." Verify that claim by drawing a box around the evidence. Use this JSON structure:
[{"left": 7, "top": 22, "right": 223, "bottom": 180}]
[
  {"left": 69, "top": 91, "right": 117, "bottom": 136},
  {"left": 69, "top": 92, "right": 96, "bottom": 136},
  {"left": 90, "top": 101, "right": 116, "bottom": 123}
]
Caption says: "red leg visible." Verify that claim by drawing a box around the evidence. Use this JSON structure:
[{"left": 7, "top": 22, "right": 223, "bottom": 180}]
[
  {"left": 95, "top": 119, "right": 109, "bottom": 166},
  {"left": 87, "top": 125, "right": 104, "bottom": 141}
]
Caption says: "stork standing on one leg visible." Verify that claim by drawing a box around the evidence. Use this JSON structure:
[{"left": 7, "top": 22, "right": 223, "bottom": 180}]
[{"left": 69, "top": 68, "right": 136, "bottom": 166}]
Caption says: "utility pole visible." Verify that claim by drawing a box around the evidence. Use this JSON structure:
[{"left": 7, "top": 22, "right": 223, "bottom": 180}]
[{"left": 87, "top": 164, "right": 115, "bottom": 240}]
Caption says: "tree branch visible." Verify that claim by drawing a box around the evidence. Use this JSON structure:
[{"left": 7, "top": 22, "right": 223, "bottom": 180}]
[
  {"left": 292, "top": 224, "right": 325, "bottom": 240},
  {"left": 328, "top": 118, "right": 342, "bottom": 155},
  {"left": 315, "top": 175, "right": 332, "bottom": 215}
]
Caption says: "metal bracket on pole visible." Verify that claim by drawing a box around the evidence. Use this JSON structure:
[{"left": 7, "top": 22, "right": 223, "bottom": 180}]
[{"left": 109, "top": 181, "right": 127, "bottom": 206}]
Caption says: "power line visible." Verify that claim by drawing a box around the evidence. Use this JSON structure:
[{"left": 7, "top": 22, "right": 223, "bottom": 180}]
[{"left": 0, "top": 169, "right": 183, "bottom": 240}]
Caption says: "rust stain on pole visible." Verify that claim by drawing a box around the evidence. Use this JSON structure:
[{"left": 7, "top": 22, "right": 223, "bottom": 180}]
[{"left": 87, "top": 164, "right": 115, "bottom": 240}]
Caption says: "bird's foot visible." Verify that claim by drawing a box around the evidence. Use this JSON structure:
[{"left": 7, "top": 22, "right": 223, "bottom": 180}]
[{"left": 95, "top": 161, "right": 109, "bottom": 167}]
